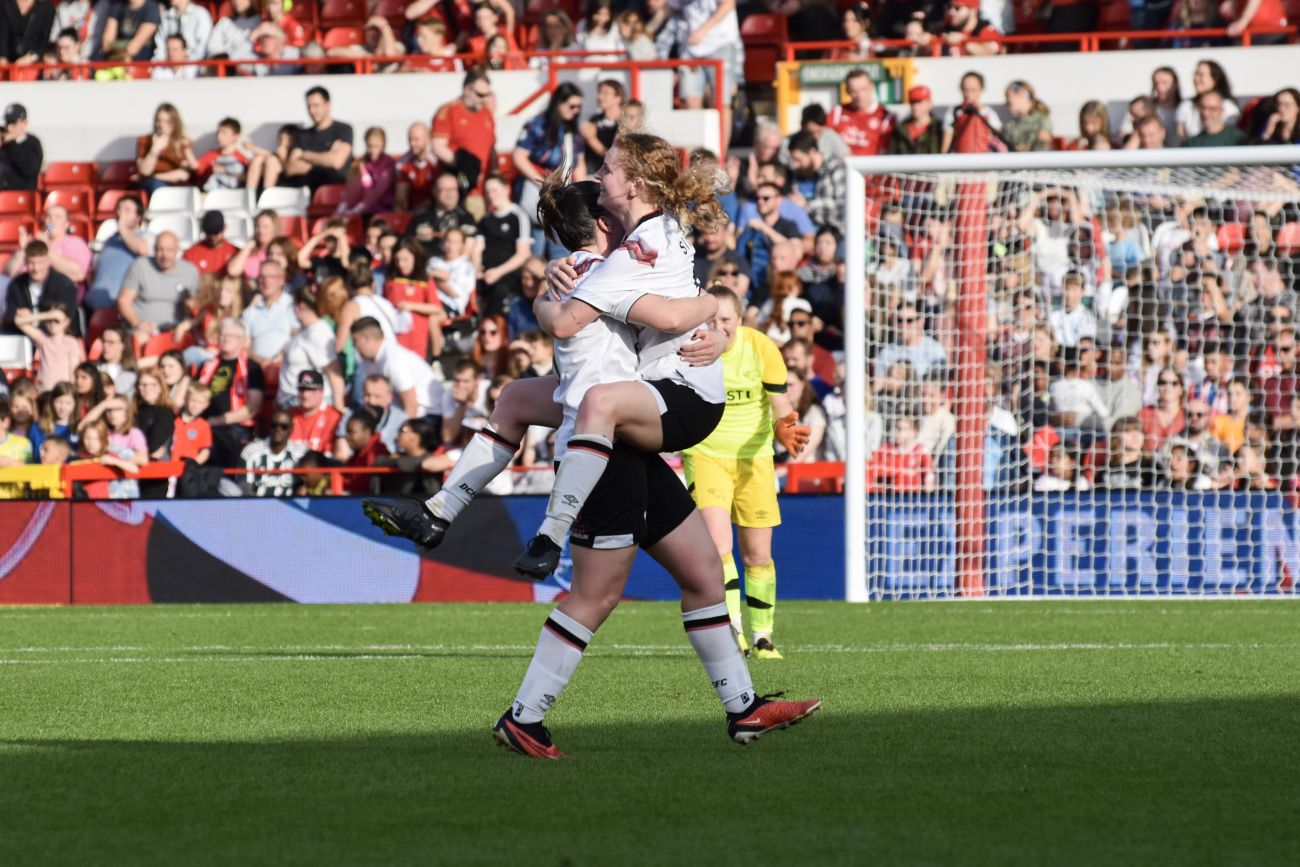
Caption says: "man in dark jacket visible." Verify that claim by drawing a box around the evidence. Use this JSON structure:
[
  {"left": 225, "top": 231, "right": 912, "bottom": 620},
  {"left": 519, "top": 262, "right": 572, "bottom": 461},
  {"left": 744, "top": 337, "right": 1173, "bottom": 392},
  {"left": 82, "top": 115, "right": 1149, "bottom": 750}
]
[
  {"left": 0, "top": 103, "right": 42, "bottom": 191},
  {"left": 3, "top": 241, "right": 81, "bottom": 336},
  {"left": 888, "top": 87, "right": 944, "bottom": 156}
]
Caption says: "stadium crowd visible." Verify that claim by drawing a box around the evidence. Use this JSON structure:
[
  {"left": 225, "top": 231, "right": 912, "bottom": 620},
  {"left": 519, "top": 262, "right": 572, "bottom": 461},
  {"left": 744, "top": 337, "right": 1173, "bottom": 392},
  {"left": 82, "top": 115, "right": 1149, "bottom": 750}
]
[{"left": 0, "top": 0, "right": 1296, "bottom": 499}]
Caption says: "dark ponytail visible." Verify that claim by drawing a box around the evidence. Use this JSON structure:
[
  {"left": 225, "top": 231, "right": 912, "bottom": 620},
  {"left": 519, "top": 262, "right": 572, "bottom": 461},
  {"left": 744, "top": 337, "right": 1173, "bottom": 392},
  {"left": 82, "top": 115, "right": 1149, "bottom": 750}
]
[{"left": 536, "top": 169, "right": 603, "bottom": 252}]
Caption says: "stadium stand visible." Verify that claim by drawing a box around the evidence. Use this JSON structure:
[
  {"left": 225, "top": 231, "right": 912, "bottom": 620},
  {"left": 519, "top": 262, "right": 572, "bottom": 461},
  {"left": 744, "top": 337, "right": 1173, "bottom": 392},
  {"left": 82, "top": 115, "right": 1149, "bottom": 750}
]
[{"left": 0, "top": 0, "right": 1295, "bottom": 502}]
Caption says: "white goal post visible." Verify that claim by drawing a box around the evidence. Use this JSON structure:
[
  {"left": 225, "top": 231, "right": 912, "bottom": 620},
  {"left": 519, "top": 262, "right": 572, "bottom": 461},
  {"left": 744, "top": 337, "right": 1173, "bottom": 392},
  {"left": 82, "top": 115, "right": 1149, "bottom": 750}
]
[{"left": 843, "top": 147, "right": 1300, "bottom": 602}]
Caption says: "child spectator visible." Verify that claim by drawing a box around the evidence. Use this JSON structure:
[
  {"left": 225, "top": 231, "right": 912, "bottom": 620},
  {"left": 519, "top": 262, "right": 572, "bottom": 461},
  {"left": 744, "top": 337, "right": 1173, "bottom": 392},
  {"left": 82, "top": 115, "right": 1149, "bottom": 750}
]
[
  {"left": 74, "top": 420, "right": 122, "bottom": 500},
  {"left": 0, "top": 400, "right": 34, "bottom": 496},
  {"left": 342, "top": 409, "right": 389, "bottom": 494},
  {"left": 1094, "top": 416, "right": 1157, "bottom": 489},
  {"left": 428, "top": 228, "right": 477, "bottom": 320},
  {"left": 80, "top": 396, "right": 148, "bottom": 474},
  {"left": 1003, "top": 80, "right": 1053, "bottom": 152},
  {"left": 172, "top": 382, "right": 213, "bottom": 465},
  {"left": 40, "top": 435, "right": 72, "bottom": 468},
  {"left": 6, "top": 379, "right": 36, "bottom": 439},
  {"left": 865, "top": 415, "right": 935, "bottom": 493},
  {"left": 1211, "top": 379, "right": 1252, "bottom": 453},
  {"left": 194, "top": 118, "right": 251, "bottom": 191},
  {"left": 29, "top": 383, "right": 78, "bottom": 458},
  {"left": 386, "top": 238, "right": 445, "bottom": 360},
  {"left": 1048, "top": 272, "right": 1098, "bottom": 348},
  {"left": 14, "top": 304, "right": 85, "bottom": 392},
  {"left": 1034, "top": 443, "right": 1090, "bottom": 492},
  {"left": 338, "top": 127, "right": 397, "bottom": 218},
  {"left": 1162, "top": 441, "right": 1213, "bottom": 490},
  {"left": 73, "top": 362, "right": 107, "bottom": 422}
]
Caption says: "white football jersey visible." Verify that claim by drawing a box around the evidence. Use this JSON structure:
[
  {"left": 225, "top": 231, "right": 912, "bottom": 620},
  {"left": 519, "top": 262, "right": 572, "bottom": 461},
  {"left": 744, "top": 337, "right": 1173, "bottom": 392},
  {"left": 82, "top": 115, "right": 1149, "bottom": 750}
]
[
  {"left": 572, "top": 212, "right": 724, "bottom": 404},
  {"left": 552, "top": 250, "right": 640, "bottom": 457}
]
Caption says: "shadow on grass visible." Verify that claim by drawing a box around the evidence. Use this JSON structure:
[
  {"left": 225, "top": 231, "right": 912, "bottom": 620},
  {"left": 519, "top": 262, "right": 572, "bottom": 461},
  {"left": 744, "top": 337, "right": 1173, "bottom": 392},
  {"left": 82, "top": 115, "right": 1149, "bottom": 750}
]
[{"left": 2, "top": 695, "right": 1297, "bottom": 867}]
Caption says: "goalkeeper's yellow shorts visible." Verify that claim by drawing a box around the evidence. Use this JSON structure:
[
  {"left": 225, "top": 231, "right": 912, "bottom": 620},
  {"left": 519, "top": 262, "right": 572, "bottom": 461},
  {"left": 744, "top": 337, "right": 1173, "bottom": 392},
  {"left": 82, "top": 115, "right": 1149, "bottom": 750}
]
[{"left": 683, "top": 452, "right": 781, "bottom": 529}]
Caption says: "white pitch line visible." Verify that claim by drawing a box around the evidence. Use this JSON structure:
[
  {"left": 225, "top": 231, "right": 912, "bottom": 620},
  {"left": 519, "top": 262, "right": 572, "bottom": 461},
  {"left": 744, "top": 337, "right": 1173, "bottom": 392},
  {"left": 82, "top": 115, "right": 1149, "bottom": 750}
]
[{"left": 0, "top": 641, "right": 1297, "bottom": 664}]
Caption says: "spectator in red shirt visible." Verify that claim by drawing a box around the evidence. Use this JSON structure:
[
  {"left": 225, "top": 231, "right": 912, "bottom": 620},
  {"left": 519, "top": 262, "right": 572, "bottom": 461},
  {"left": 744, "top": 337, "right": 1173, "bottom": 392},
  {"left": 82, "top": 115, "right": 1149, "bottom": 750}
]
[
  {"left": 289, "top": 370, "right": 343, "bottom": 456},
  {"left": 866, "top": 415, "right": 936, "bottom": 492},
  {"left": 341, "top": 408, "right": 390, "bottom": 494},
  {"left": 932, "top": 0, "right": 1002, "bottom": 56},
  {"left": 1258, "top": 326, "right": 1299, "bottom": 424},
  {"left": 172, "top": 381, "right": 213, "bottom": 465},
  {"left": 463, "top": 0, "right": 517, "bottom": 57},
  {"left": 194, "top": 117, "right": 251, "bottom": 191},
  {"left": 1140, "top": 368, "right": 1186, "bottom": 456},
  {"left": 394, "top": 122, "right": 438, "bottom": 212},
  {"left": 262, "top": 0, "right": 310, "bottom": 47},
  {"left": 184, "top": 212, "right": 239, "bottom": 275},
  {"left": 431, "top": 67, "right": 497, "bottom": 196},
  {"left": 385, "top": 237, "right": 445, "bottom": 359},
  {"left": 827, "top": 69, "right": 895, "bottom": 157}
]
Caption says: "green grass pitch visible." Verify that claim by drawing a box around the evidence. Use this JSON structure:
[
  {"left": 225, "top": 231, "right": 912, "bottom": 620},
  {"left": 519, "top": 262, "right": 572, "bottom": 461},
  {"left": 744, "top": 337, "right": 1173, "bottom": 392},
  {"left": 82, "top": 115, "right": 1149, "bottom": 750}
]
[{"left": 1, "top": 600, "right": 1297, "bottom": 866}]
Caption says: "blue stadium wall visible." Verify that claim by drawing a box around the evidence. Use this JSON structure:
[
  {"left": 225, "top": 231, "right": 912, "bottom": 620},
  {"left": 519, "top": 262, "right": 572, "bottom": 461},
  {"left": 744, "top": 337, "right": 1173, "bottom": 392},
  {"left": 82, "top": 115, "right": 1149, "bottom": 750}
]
[{"left": 1, "top": 494, "right": 1296, "bottom": 604}]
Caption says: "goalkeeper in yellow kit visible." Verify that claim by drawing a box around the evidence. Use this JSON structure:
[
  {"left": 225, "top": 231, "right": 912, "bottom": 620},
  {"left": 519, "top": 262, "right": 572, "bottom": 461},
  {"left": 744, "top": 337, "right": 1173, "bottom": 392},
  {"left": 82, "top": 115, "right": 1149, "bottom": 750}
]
[{"left": 683, "top": 287, "right": 811, "bottom": 660}]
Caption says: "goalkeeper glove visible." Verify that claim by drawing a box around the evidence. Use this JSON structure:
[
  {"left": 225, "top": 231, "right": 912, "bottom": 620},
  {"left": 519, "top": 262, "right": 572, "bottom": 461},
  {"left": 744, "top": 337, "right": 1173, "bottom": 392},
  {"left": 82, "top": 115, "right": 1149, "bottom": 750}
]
[{"left": 775, "top": 413, "right": 812, "bottom": 458}]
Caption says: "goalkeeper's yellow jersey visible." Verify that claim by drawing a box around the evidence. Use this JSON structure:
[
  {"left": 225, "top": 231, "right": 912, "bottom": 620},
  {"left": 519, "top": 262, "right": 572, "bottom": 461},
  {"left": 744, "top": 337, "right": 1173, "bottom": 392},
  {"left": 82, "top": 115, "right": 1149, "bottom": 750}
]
[{"left": 684, "top": 326, "right": 788, "bottom": 460}]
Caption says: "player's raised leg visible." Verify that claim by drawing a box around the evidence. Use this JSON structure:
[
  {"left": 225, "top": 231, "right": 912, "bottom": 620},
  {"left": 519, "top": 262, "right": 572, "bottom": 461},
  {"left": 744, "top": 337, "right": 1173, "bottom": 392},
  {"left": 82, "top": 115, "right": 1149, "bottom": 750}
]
[{"left": 364, "top": 377, "right": 562, "bottom": 547}]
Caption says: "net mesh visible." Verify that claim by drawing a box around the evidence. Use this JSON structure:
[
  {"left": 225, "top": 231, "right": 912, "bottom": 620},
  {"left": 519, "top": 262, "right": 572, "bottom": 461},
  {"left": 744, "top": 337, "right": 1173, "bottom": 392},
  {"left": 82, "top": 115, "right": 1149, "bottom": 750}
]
[{"left": 851, "top": 162, "right": 1300, "bottom": 599}]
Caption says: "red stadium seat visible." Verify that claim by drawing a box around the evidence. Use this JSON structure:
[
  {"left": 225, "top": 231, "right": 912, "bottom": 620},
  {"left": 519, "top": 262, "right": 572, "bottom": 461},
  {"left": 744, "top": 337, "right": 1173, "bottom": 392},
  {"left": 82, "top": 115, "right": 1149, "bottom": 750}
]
[
  {"left": 96, "top": 160, "right": 136, "bottom": 192},
  {"left": 87, "top": 307, "right": 123, "bottom": 350},
  {"left": 1217, "top": 222, "right": 1247, "bottom": 254},
  {"left": 321, "top": 26, "right": 365, "bottom": 49},
  {"left": 371, "top": 211, "right": 412, "bottom": 234},
  {"left": 96, "top": 190, "right": 143, "bottom": 220},
  {"left": 371, "top": 0, "right": 407, "bottom": 28},
  {"left": 319, "top": 0, "right": 366, "bottom": 28},
  {"left": 279, "top": 215, "right": 310, "bottom": 243},
  {"left": 740, "top": 15, "right": 787, "bottom": 87},
  {"left": 1277, "top": 221, "right": 1300, "bottom": 254},
  {"left": 43, "top": 188, "right": 93, "bottom": 218},
  {"left": 784, "top": 462, "right": 845, "bottom": 494},
  {"left": 0, "top": 191, "right": 37, "bottom": 217},
  {"left": 67, "top": 217, "right": 93, "bottom": 241},
  {"left": 0, "top": 221, "right": 24, "bottom": 252},
  {"left": 495, "top": 152, "right": 518, "bottom": 184},
  {"left": 309, "top": 183, "right": 347, "bottom": 218},
  {"left": 1099, "top": 0, "right": 1131, "bottom": 30},
  {"left": 42, "top": 161, "right": 97, "bottom": 191}
]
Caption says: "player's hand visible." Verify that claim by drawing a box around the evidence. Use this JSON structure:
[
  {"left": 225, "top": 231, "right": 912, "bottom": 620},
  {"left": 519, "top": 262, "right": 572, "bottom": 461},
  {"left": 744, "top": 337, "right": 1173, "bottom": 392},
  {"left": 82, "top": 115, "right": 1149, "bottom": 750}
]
[
  {"left": 678, "top": 325, "right": 725, "bottom": 366},
  {"left": 545, "top": 256, "right": 578, "bottom": 298},
  {"left": 775, "top": 412, "right": 812, "bottom": 458}
]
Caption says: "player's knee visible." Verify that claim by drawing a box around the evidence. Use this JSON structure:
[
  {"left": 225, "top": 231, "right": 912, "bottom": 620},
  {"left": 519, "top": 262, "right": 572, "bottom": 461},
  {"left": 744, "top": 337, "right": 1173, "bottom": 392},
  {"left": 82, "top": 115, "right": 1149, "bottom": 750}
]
[
  {"left": 741, "top": 555, "right": 772, "bottom": 569},
  {"left": 577, "top": 384, "right": 619, "bottom": 427}
]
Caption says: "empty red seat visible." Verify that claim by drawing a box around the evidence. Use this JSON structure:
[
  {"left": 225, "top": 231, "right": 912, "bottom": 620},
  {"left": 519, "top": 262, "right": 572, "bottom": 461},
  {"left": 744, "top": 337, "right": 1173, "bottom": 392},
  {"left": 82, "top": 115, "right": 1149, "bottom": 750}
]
[
  {"left": 309, "top": 183, "right": 347, "bottom": 218},
  {"left": 1217, "top": 222, "right": 1247, "bottom": 254},
  {"left": 96, "top": 160, "right": 136, "bottom": 191},
  {"left": 319, "top": 0, "right": 366, "bottom": 28},
  {"left": 0, "top": 191, "right": 37, "bottom": 216},
  {"left": 740, "top": 13, "right": 787, "bottom": 43},
  {"left": 44, "top": 188, "right": 93, "bottom": 218},
  {"left": 784, "top": 462, "right": 845, "bottom": 494},
  {"left": 371, "top": 0, "right": 407, "bottom": 29},
  {"left": 321, "top": 25, "right": 365, "bottom": 49},
  {"left": 279, "top": 215, "right": 310, "bottom": 243},
  {"left": 1277, "top": 221, "right": 1300, "bottom": 254},
  {"left": 42, "top": 161, "right": 97, "bottom": 190}
]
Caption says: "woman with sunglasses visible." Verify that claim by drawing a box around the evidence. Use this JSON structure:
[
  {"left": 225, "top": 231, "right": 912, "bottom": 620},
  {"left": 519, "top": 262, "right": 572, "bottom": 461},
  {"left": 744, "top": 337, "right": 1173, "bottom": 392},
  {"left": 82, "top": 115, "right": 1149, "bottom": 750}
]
[
  {"left": 472, "top": 314, "right": 510, "bottom": 380},
  {"left": 366, "top": 160, "right": 819, "bottom": 757}
]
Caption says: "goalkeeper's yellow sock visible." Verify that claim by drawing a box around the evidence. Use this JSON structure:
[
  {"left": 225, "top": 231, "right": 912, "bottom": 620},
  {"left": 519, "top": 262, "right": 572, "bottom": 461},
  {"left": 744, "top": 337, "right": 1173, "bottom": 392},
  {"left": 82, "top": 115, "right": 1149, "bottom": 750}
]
[
  {"left": 722, "top": 554, "right": 743, "bottom": 634},
  {"left": 745, "top": 562, "right": 777, "bottom": 641}
]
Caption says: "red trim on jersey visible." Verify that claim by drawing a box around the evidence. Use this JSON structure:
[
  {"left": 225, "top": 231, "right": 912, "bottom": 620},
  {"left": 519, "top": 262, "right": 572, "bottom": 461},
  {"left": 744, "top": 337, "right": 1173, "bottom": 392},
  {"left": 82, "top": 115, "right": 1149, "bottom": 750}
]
[{"left": 621, "top": 239, "right": 659, "bottom": 266}]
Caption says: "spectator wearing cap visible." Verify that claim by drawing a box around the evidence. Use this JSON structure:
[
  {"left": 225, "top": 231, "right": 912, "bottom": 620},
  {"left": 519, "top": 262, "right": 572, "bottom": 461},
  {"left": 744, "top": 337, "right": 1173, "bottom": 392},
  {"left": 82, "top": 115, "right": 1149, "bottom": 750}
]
[
  {"left": 889, "top": 86, "right": 943, "bottom": 155},
  {"left": 288, "top": 369, "right": 342, "bottom": 456},
  {"left": 1184, "top": 91, "right": 1249, "bottom": 149},
  {"left": 3, "top": 240, "right": 81, "bottom": 336},
  {"left": 0, "top": 2, "right": 55, "bottom": 63},
  {"left": 934, "top": 0, "right": 1002, "bottom": 56},
  {"left": 87, "top": 196, "right": 151, "bottom": 311},
  {"left": 786, "top": 298, "right": 836, "bottom": 383},
  {"left": 241, "top": 258, "right": 297, "bottom": 368},
  {"left": 351, "top": 316, "right": 444, "bottom": 418},
  {"left": 184, "top": 212, "right": 240, "bottom": 276},
  {"left": 827, "top": 69, "right": 895, "bottom": 157},
  {"left": 118, "top": 231, "right": 200, "bottom": 338},
  {"left": 431, "top": 67, "right": 497, "bottom": 199},
  {"left": 787, "top": 131, "right": 847, "bottom": 237},
  {"left": 0, "top": 104, "right": 41, "bottom": 191}
]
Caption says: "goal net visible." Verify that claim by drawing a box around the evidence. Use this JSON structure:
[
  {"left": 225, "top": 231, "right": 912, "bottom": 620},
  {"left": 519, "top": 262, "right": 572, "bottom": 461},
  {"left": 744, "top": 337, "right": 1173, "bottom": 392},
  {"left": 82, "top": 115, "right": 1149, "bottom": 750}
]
[{"left": 842, "top": 148, "right": 1300, "bottom": 601}]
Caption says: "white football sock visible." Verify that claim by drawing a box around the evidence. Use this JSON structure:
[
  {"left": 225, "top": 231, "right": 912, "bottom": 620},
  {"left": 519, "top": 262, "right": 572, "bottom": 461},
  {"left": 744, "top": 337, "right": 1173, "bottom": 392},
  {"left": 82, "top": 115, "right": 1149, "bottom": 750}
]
[
  {"left": 683, "top": 603, "right": 755, "bottom": 714},
  {"left": 512, "top": 609, "right": 593, "bottom": 724},
  {"left": 537, "top": 435, "right": 613, "bottom": 546},
  {"left": 425, "top": 427, "right": 517, "bottom": 522}
]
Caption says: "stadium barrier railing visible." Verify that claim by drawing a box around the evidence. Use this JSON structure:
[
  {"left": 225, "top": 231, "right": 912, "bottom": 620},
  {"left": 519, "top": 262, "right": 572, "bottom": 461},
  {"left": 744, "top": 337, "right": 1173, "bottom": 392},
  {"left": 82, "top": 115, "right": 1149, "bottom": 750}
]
[{"left": 783, "top": 25, "right": 1298, "bottom": 60}]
